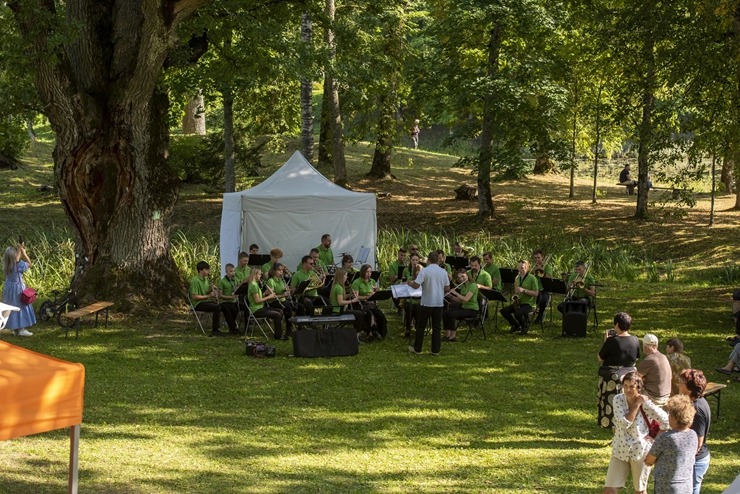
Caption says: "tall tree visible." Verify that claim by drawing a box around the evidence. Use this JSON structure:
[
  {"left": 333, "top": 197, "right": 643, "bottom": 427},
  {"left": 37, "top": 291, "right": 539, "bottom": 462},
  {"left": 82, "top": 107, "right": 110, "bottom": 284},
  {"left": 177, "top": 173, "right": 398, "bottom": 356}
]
[
  {"left": 300, "top": 11, "right": 315, "bottom": 163},
  {"left": 324, "top": 0, "right": 348, "bottom": 186}
]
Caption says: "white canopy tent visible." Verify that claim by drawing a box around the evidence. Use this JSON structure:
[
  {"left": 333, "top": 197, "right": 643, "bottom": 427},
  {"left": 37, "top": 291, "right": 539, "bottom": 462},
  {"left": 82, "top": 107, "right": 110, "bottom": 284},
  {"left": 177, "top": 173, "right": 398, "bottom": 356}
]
[{"left": 219, "top": 151, "right": 377, "bottom": 276}]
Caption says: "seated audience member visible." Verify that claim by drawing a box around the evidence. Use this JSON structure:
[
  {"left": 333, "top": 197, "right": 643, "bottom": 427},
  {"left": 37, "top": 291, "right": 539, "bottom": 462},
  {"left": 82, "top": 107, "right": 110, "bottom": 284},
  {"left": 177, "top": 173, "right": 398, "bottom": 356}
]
[
  {"left": 245, "top": 267, "right": 284, "bottom": 339},
  {"left": 189, "top": 260, "right": 238, "bottom": 336},
  {"left": 619, "top": 163, "right": 637, "bottom": 195},
  {"left": 644, "top": 394, "right": 699, "bottom": 494},
  {"left": 636, "top": 334, "right": 672, "bottom": 406},
  {"left": 329, "top": 268, "right": 365, "bottom": 335},
  {"left": 728, "top": 289, "right": 740, "bottom": 346},
  {"left": 442, "top": 269, "right": 478, "bottom": 342},
  {"left": 665, "top": 337, "right": 691, "bottom": 396},
  {"left": 715, "top": 340, "right": 740, "bottom": 381},
  {"left": 350, "top": 264, "right": 388, "bottom": 340}
]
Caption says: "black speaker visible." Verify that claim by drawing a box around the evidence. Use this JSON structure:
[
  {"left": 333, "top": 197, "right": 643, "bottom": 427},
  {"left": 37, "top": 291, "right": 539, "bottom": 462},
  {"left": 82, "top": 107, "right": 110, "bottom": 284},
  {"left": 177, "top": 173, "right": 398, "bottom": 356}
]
[{"left": 562, "top": 310, "right": 587, "bottom": 337}]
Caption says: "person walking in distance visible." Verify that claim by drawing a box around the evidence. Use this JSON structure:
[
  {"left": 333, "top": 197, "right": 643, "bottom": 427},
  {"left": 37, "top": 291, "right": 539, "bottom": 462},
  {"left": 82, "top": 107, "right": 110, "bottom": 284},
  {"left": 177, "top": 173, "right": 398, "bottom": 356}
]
[{"left": 407, "top": 251, "right": 450, "bottom": 355}]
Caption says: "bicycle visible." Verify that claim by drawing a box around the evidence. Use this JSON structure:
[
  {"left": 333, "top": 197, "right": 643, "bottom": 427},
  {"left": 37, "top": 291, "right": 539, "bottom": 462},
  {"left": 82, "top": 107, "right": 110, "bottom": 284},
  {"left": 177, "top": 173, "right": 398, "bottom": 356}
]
[{"left": 37, "top": 254, "right": 88, "bottom": 328}]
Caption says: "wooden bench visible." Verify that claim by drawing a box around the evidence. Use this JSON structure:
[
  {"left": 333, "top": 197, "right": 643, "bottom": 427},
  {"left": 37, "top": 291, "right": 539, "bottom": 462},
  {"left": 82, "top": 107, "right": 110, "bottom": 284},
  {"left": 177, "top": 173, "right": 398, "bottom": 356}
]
[
  {"left": 615, "top": 183, "right": 687, "bottom": 198},
  {"left": 703, "top": 382, "right": 727, "bottom": 418},
  {"left": 61, "top": 301, "right": 114, "bottom": 338}
]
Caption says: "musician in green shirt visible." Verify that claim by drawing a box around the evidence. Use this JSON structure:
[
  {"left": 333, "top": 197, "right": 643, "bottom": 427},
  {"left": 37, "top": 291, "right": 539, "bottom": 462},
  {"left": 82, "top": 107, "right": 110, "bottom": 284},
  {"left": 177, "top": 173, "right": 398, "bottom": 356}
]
[
  {"left": 234, "top": 252, "right": 250, "bottom": 285},
  {"left": 290, "top": 255, "right": 324, "bottom": 315},
  {"left": 482, "top": 251, "right": 502, "bottom": 291},
  {"left": 189, "top": 260, "right": 238, "bottom": 335},
  {"left": 443, "top": 270, "right": 479, "bottom": 342},
  {"left": 531, "top": 249, "right": 554, "bottom": 325},
  {"left": 388, "top": 247, "right": 408, "bottom": 315},
  {"left": 500, "top": 260, "right": 539, "bottom": 335},
  {"left": 317, "top": 234, "right": 334, "bottom": 268},
  {"left": 467, "top": 256, "right": 492, "bottom": 289},
  {"left": 261, "top": 247, "right": 284, "bottom": 274},
  {"left": 557, "top": 261, "right": 596, "bottom": 314}
]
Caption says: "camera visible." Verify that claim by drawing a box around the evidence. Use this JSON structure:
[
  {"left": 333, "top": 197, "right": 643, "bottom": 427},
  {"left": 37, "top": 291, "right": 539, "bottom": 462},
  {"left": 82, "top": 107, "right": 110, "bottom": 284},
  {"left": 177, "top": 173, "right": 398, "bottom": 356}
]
[
  {"left": 245, "top": 340, "right": 276, "bottom": 358},
  {"left": 607, "top": 329, "right": 617, "bottom": 338}
]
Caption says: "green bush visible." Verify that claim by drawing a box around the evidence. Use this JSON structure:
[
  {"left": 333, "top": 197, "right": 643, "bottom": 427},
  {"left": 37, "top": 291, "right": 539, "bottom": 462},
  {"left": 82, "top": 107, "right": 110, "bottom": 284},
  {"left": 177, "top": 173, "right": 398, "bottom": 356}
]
[
  {"left": 168, "top": 134, "right": 223, "bottom": 185},
  {"left": 0, "top": 114, "right": 30, "bottom": 163}
]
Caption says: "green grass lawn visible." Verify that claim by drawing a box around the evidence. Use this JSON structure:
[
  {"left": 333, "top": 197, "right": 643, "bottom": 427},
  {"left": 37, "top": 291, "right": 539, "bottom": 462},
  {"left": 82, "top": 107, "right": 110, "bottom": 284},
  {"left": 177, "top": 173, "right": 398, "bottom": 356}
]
[
  {"left": 1, "top": 132, "right": 739, "bottom": 493},
  {"left": 1, "top": 281, "right": 738, "bottom": 493}
]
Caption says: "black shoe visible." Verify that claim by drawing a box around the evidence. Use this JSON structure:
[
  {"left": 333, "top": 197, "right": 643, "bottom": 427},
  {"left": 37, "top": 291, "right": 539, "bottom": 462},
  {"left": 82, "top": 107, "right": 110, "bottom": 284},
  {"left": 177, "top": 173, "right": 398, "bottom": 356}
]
[
  {"left": 508, "top": 327, "right": 520, "bottom": 334},
  {"left": 715, "top": 367, "right": 732, "bottom": 375},
  {"left": 520, "top": 327, "right": 529, "bottom": 335},
  {"left": 210, "top": 329, "right": 226, "bottom": 337},
  {"left": 403, "top": 331, "right": 411, "bottom": 338},
  {"left": 447, "top": 337, "right": 457, "bottom": 342}
]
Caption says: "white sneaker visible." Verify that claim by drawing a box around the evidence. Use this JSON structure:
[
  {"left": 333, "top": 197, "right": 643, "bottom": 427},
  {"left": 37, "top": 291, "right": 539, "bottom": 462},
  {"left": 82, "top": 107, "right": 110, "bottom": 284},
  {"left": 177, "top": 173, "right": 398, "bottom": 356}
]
[{"left": 16, "top": 329, "right": 33, "bottom": 337}]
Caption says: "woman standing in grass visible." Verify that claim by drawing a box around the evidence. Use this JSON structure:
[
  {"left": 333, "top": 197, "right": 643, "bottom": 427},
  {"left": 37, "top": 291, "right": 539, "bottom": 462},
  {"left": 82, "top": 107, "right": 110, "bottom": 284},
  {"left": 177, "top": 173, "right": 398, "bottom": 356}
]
[
  {"left": 598, "top": 312, "right": 641, "bottom": 429},
  {"left": 2, "top": 242, "right": 36, "bottom": 337},
  {"left": 677, "top": 369, "right": 711, "bottom": 494},
  {"left": 644, "top": 394, "right": 698, "bottom": 494},
  {"left": 603, "top": 371, "right": 668, "bottom": 494}
]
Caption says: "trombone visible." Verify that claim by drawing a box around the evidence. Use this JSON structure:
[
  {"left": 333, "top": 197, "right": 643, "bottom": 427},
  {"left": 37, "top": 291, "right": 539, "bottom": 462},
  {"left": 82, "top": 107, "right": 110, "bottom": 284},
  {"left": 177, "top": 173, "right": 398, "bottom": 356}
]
[
  {"left": 532, "top": 254, "right": 552, "bottom": 278},
  {"left": 566, "top": 262, "right": 592, "bottom": 300}
]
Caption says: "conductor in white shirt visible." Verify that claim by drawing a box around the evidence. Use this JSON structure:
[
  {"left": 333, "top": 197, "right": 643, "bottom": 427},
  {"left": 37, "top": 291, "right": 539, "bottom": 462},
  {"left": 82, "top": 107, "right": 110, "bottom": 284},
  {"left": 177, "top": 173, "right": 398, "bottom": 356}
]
[{"left": 407, "top": 251, "right": 450, "bottom": 355}]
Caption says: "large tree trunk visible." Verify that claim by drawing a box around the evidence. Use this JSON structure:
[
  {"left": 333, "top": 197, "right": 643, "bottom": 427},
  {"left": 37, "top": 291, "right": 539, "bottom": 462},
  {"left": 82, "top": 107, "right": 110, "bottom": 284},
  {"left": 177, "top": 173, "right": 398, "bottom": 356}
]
[
  {"left": 325, "top": 0, "right": 347, "bottom": 187},
  {"left": 10, "top": 0, "right": 207, "bottom": 309},
  {"left": 182, "top": 92, "right": 206, "bottom": 135},
  {"left": 720, "top": 156, "right": 733, "bottom": 194},
  {"left": 477, "top": 24, "right": 504, "bottom": 218},
  {"left": 592, "top": 83, "right": 603, "bottom": 204},
  {"left": 635, "top": 35, "right": 656, "bottom": 220},
  {"left": 223, "top": 85, "right": 236, "bottom": 193},
  {"left": 300, "top": 11, "right": 314, "bottom": 163},
  {"left": 369, "top": 92, "right": 394, "bottom": 179}
]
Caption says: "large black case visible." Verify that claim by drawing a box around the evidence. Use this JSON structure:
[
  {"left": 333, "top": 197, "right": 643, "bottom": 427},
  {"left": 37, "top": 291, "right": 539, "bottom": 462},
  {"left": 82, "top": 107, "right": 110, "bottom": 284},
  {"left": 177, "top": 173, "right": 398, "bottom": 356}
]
[
  {"left": 292, "top": 328, "right": 359, "bottom": 357},
  {"left": 562, "top": 310, "right": 587, "bottom": 337}
]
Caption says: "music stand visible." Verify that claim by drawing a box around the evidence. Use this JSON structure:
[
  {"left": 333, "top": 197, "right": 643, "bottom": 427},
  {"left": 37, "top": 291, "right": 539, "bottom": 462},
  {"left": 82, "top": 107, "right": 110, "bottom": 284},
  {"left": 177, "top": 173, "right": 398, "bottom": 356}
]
[
  {"left": 367, "top": 290, "right": 392, "bottom": 302},
  {"left": 292, "top": 280, "right": 311, "bottom": 298},
  {"left": 248, "top": 254, "right": 271, "bottom": 267},
  {"left": 447, "top": 256, "right": 469, "bottom": 270},
  {"left": 541, "top": 277, "right": 568, "bottom": 295},
  {"left": 499, "top": 268, "right": 517, "bottom": 284},
  {"left": 396, "top": 265, "right": 405, "bottom": 280},
  {"left": 479, "top": 288, "right": 507, "bottom": 331},
  {"left": 371, "top": 270, "right": 381, "bottom": 282}
]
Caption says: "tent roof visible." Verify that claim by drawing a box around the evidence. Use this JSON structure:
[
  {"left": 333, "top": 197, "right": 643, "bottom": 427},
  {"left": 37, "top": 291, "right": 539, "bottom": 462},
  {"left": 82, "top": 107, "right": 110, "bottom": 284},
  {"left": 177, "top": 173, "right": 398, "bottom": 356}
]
[{"left": 246, "top": 151, "right": 371, "bottom": 199}]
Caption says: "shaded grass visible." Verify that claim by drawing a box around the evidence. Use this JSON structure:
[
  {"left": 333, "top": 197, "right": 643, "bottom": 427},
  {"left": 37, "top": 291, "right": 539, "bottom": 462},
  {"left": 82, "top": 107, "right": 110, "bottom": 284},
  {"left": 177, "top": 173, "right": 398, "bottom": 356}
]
[{"left": 0, "top": 281, "right": 738, "bottom": 494}]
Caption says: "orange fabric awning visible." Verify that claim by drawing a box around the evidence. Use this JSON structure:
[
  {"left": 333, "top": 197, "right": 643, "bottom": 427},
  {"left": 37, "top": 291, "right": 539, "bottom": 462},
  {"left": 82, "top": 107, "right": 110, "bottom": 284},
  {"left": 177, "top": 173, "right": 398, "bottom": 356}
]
[{"left": 0, "top": 340, "right": 85, "bottom": 441}]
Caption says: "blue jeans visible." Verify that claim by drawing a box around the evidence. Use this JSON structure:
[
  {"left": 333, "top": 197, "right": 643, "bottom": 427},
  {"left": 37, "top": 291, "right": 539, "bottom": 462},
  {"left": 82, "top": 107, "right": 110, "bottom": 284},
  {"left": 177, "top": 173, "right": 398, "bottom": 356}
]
[{"left": 693, "top": 453, "right": 710, "bottom": 494}]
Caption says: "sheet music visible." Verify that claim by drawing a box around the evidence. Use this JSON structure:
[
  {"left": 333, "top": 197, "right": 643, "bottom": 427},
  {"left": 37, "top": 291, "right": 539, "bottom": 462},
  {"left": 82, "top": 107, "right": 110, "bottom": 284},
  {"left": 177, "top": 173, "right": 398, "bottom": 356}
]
[
  {"left": 357, "top": 246, "right": 371, "bottom": 264},
  {"left": 391, "top": 284, "right": 422, "bottom": 299}
]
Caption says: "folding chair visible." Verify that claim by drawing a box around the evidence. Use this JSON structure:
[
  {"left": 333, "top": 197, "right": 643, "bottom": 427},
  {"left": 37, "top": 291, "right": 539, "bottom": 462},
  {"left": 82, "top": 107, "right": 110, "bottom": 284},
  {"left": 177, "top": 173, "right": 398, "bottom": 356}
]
[
  {"left": 241, "top": 295, "right": 274, "bottom": 339},
  {"left": 460, "top": 295, "right": 489, "bottom": 342},
  {"left": 185, "top": 293, "right": 209, "bottom": 335}
]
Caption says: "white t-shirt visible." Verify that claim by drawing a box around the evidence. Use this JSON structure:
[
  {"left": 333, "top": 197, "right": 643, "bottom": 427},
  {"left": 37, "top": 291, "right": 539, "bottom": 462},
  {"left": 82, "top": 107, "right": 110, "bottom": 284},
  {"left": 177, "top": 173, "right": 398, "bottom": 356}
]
[{"left": 415, "top": 264, "right": 449, "bottom": 307}]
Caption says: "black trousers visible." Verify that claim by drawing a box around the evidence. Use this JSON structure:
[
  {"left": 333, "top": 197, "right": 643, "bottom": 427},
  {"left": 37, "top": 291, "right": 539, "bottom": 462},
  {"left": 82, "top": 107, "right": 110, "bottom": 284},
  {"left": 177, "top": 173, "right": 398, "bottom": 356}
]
[
  {"left": 253, "top": 306, "right": 284, "bottom": 339},
  {"left": 197, "top": 301, "right": 238, "bottom": 332},
  {"left": 404, "top": 303, "right": 419, "bottom": 332},
  {"left": 414, "top": 306, "right": 443, "bottom": 354},
  {"left": 269, "top": 299, "right": 295, "bottom": 334},
  {"left": 500, "top": 303, "right": 533, "bottom": 330},
  {"left": 443, "top": 308, "right": 478, "bottom": 331}
]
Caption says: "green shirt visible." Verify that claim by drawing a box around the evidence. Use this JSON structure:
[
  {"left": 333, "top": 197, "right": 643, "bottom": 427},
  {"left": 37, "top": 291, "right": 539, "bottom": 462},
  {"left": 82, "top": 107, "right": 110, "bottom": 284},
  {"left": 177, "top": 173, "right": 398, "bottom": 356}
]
[
  {"left": 317, "top": 245, "right": 334, "bottom": 267},
  {"left": 189, "top": 275, "right": 211, "bottom": 308},
  {"left": 265, "top": 276, "right": 287, "bottom": 296},
  {"left": 218, "top": 276, "right": 239, "bottom": 302},
  {"left": 402, "top": 266, "right": 420, "bottom": 305},
  {"left": 247, "top": 281, "right": 264, "bottom": 313},
  {"left": 261, "top": 261, "right": 274, "bottom": 274},
  {"left": 483, "top": 263, "right": 502, "bottom": 291},
  {"left": 567, "top": 272, "right": 596, "bottom": 299},
  {"left": 290, "top": 268, "right": 318, "bottom": 298},
  {"left": 234, "top": 265, "right": 250, "bottom": 285},
  {"left": 516, "top": 273, "right": 539, "bottom": 307},
  {"left": 351, "top": 278, "right": 376, "bottom": 297},
  {"left": 459, "top": 282, "right": 479, "bottom": 311},
  {"left": 330, "top": 283, "right": 345, "bottom": 314},
  {"left": 388, "top": 260, "right": 407, "bottom": 282},
  {"left": 468, "top": 269, "right": 492, "bottom": 288}
]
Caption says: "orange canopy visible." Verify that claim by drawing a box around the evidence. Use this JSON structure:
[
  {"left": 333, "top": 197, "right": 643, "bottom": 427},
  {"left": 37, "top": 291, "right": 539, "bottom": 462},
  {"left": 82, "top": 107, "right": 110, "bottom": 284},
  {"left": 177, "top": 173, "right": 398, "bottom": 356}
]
[{"left": 0, "top": 340, "right": 85, "bottom": 441}]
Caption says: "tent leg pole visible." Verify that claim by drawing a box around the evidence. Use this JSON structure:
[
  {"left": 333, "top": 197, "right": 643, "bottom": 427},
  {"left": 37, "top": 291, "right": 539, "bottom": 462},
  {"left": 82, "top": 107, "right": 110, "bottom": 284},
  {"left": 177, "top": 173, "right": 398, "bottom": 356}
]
[{"left": 68, "top": 424, "right": 80, "bottom": 494}]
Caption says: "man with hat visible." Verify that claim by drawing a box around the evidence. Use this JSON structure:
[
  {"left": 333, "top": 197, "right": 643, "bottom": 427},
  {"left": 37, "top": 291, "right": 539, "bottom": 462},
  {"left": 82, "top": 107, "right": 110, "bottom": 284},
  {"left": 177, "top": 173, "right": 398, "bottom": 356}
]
[{"left": 637, "top": 333, "right": 672, "bottom": 406}]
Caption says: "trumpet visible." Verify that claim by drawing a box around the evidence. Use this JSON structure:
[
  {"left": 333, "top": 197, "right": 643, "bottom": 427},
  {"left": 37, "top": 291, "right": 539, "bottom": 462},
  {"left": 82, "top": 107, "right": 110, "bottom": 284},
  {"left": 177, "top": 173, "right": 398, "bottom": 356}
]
[{"left": 532, "top": 254, "right": 552, "bottom": 278}]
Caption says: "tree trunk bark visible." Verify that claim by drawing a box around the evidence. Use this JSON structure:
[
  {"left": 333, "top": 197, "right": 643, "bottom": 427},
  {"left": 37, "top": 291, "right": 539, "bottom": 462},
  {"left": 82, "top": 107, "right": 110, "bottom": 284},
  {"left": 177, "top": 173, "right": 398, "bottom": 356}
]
[
  {"left": 223, "top": 85, "right": 236, "bottom": 193},
  {"left": 720, "top": 155, "right": 733, "bottom": 194},
  {"left": 318, "top": 73, "right": 333, "bottom": 168},
  {"left": 635, "top": 36, "right": 656, "bottom": 220},
  {"left": 477, "top": 24, "right": 504, "bottom": 218},
  {"left": 325, "top": 0, "right": 347, "bottom": 187},
  {"left": 569, "top": 79, "right": 579, "bottom": 200},
  {"left": 10, "top": 0, "right": 207, "bottom": 309},
  {"left": 300, "top": 11, "right": 315, "bottom": 163},
  {"left": 369, "top": 93, "right": 394, "bottom": 179},
  {"left": 182, "top": 92, "right": 206, "bottom": 135},
  {"left": 592, "top": 83, "right": 603, "bottom": 204}
]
